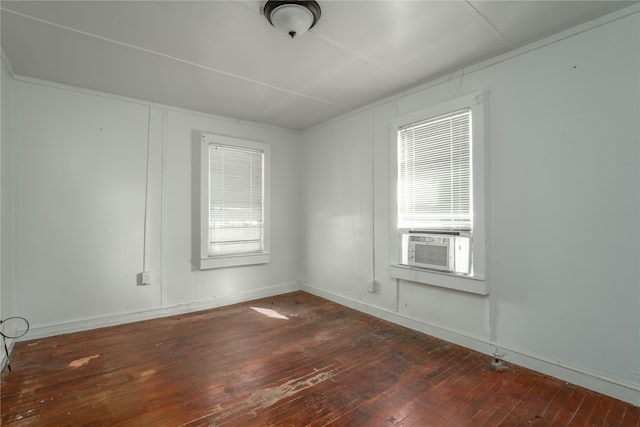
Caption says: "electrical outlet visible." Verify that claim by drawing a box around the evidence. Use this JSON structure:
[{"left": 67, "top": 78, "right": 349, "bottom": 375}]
[{"left": 138, "top": 271, "right": 151, "bottom": 286}]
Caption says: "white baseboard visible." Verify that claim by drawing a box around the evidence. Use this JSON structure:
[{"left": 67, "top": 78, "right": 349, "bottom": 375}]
[
  {"left": 24, "top": 281, "right": 301, "bottom": 341},
  {"left": 301, "top": 283, "right": 640, "bottom": 406}
]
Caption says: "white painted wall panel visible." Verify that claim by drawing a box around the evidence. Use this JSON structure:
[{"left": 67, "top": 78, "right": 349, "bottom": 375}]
[
  {"left": 301, "top": 10, "right": 639, "bottom": 397},
  {"left": 369, "top": 101, "right": 397, "bottom": 312},
  {"left": 15, "top": 83, "right": 160, "bottom": 325},
  {"left": 302, "top": 102, "right": 491, "bottom": 339},
  {"left": 301, "top": 110, "right": 373, "bottom": 301},
  {"left": 11, "top": 78, "right": 301, "bottom": 332},
  {"left": 1, "top": 57, "right": 15, "bottom": 326},
  {"left": 162, "top": 110, "right": 301, "bottom": 307},
  {"left": 488, "top": 14, "right": 640, "bottom": 386},
  {"left": 398, "top": 281, "right": 489, "bottom": 338}
]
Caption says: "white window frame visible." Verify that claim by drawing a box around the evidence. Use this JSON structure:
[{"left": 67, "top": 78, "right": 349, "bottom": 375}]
[
  {"left": 199, "top": 133, "right": 271, "bottom": 269},
  {"left": 389, "top": 91, "right": 488, "bottom": 295}
]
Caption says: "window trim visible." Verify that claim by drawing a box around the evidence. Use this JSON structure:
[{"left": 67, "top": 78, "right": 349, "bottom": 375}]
[
  {"left": 389, "top": 91, "right": 488, "bottom": 293},
  {"left": 199, "top": 133, "right": 271, "bottom": 270}
]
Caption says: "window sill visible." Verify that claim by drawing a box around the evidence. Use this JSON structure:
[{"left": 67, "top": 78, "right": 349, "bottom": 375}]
[
  {"left": 200, "top": 253, "right": 270, "bottom": 270},
  {"left": 389, "top": 264, "right": 488, "bottom": 295}
]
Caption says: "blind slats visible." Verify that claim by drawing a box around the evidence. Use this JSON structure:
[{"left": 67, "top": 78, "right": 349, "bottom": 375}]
[
  {"left": 398, "top": 108, "right": 472, "bottom": 230},
  {"left": 208, "top": 144, "right": 264, "bottom": 256}
]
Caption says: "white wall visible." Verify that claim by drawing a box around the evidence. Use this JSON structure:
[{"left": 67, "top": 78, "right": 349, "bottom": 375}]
[
  {"left": 1, "top": 54, "right": 16, "bottom": 361},
  {"left": 300, "top": 110, "right": 373, "bottom": 303},
  {"left": 15, "top": 83, "right": 156, "bottom": 325},
  {"left": 10, "top": 79, "right": 302, "bottom": 332},
  {"left": 301, "top": 8, "right": 639, "bottom": 404},
  {"left": 161, "top": 109, "right": 301, "bottom": 307},
  {"left": 486, "top": 13, "right": 639, "bottom": 389}
]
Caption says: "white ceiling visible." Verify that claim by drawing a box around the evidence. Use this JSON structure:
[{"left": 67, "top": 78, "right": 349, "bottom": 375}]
[{"left": 1, "top": 1, "right": 635, "bottom": 130}]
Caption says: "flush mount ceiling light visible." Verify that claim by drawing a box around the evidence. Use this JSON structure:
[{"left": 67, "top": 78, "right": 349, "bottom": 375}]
[{"left": 264, "top": 1, "right": 321, "bottom": 39}]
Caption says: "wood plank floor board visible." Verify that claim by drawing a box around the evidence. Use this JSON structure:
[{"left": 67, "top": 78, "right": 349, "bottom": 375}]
[
  {"left": 551, "top": 387, "right": 590, "bottom": 426},
  {"left": 620, "top": 404, "right": 640, "bottom": 427},
  {"left": 441, "top": 370, "right": 504, "bottom": 423},
  {"left": 264, "top": 351, "right": 407, "bottom": 426},
  {"left": 1, "top": 291, "right": 637, "bottom": 426},
  {"left": 567, "top": 389, "right": 602, "bottom": 426},
  {"left": 464, "top": 380, "right": 512, "bottom": 424},
  {"left": 481, "top": 369, "right": 544, "bottom": 425},
  {"left": 315, "top": 346, "right": 476, "bottom": 426},
  {"left": 250, "top": 324, "right": 412, "bottom": 425},
  {"left": 512, "top": 377, "right": 563, "bottom": 425},
  {"left": 607, "top": 400, "right": 634, "bottom": 427},
  {"left": 534, "top": 383, "right": 572, "bottom": 425},
  {"left": 586, "top": 395, "right": 611, "bottom": 427}
]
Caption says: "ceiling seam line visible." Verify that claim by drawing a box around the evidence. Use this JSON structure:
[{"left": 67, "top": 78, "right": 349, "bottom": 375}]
[
  {"left": 464, "top": 1, "right": 515, "bottom": 49},
  {"left": 311, "top": 32, "right": 417, "bottom": 85},
  {"left": 0, "top": 7, "right": 348, "bottom": 109}
]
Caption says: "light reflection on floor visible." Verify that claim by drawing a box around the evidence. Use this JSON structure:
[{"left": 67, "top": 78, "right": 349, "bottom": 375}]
[{"left": 250, "top": 307, "right": 289, "bottom": 320}]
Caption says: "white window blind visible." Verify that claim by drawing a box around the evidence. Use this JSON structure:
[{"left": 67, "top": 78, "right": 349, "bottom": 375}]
[
  {"left": 208, "top": 144, "right": 264, "bottom": 256},
  {"left": 398, "top": 108, "right": 472, "bottom": 231}
]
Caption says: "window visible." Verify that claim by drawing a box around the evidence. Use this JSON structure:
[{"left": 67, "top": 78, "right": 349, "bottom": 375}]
[
  {"left": 390, "top": 91, "right": 487, "bottom": 294},
  {"left": 398, "top": 108, "right": 472, "bottom": 232},
  {"left": 199, "top": 133, "right": 270, "bottom": 269}
]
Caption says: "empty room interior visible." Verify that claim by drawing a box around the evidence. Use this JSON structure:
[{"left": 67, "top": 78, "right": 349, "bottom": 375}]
[{"left": 0, "top": 1, "right": 639, "bottom": 425}]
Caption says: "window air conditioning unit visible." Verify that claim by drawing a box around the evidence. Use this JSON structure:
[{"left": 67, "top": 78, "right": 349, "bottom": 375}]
[{"left": 406, "top": 233, "right": 471, "bottom": 274}]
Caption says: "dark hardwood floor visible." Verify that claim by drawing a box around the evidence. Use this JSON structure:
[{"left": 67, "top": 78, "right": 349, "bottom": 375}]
[{"left": 1, "top": 291, "right": 637, "bottom": 426}]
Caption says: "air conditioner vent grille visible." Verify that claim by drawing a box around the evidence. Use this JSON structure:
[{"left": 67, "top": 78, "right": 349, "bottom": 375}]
[{"left": 415, "top": 244, "right": 448, "bottom": 267}]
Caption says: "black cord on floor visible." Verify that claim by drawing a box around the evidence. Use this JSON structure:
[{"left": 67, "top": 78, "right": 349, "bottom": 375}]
[{"left": 0, "top": 317, "right": 30, "bottom": 373}]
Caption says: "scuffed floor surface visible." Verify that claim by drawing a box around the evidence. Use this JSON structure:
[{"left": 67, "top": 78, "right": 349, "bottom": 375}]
[{"left": 1, "top": 291, "right": 638, "bottom": 426}]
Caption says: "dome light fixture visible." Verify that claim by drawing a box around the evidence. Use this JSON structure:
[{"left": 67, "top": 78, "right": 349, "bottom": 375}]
[{"left": 264, "top": 1, "right": 321, "bottom": 39}]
